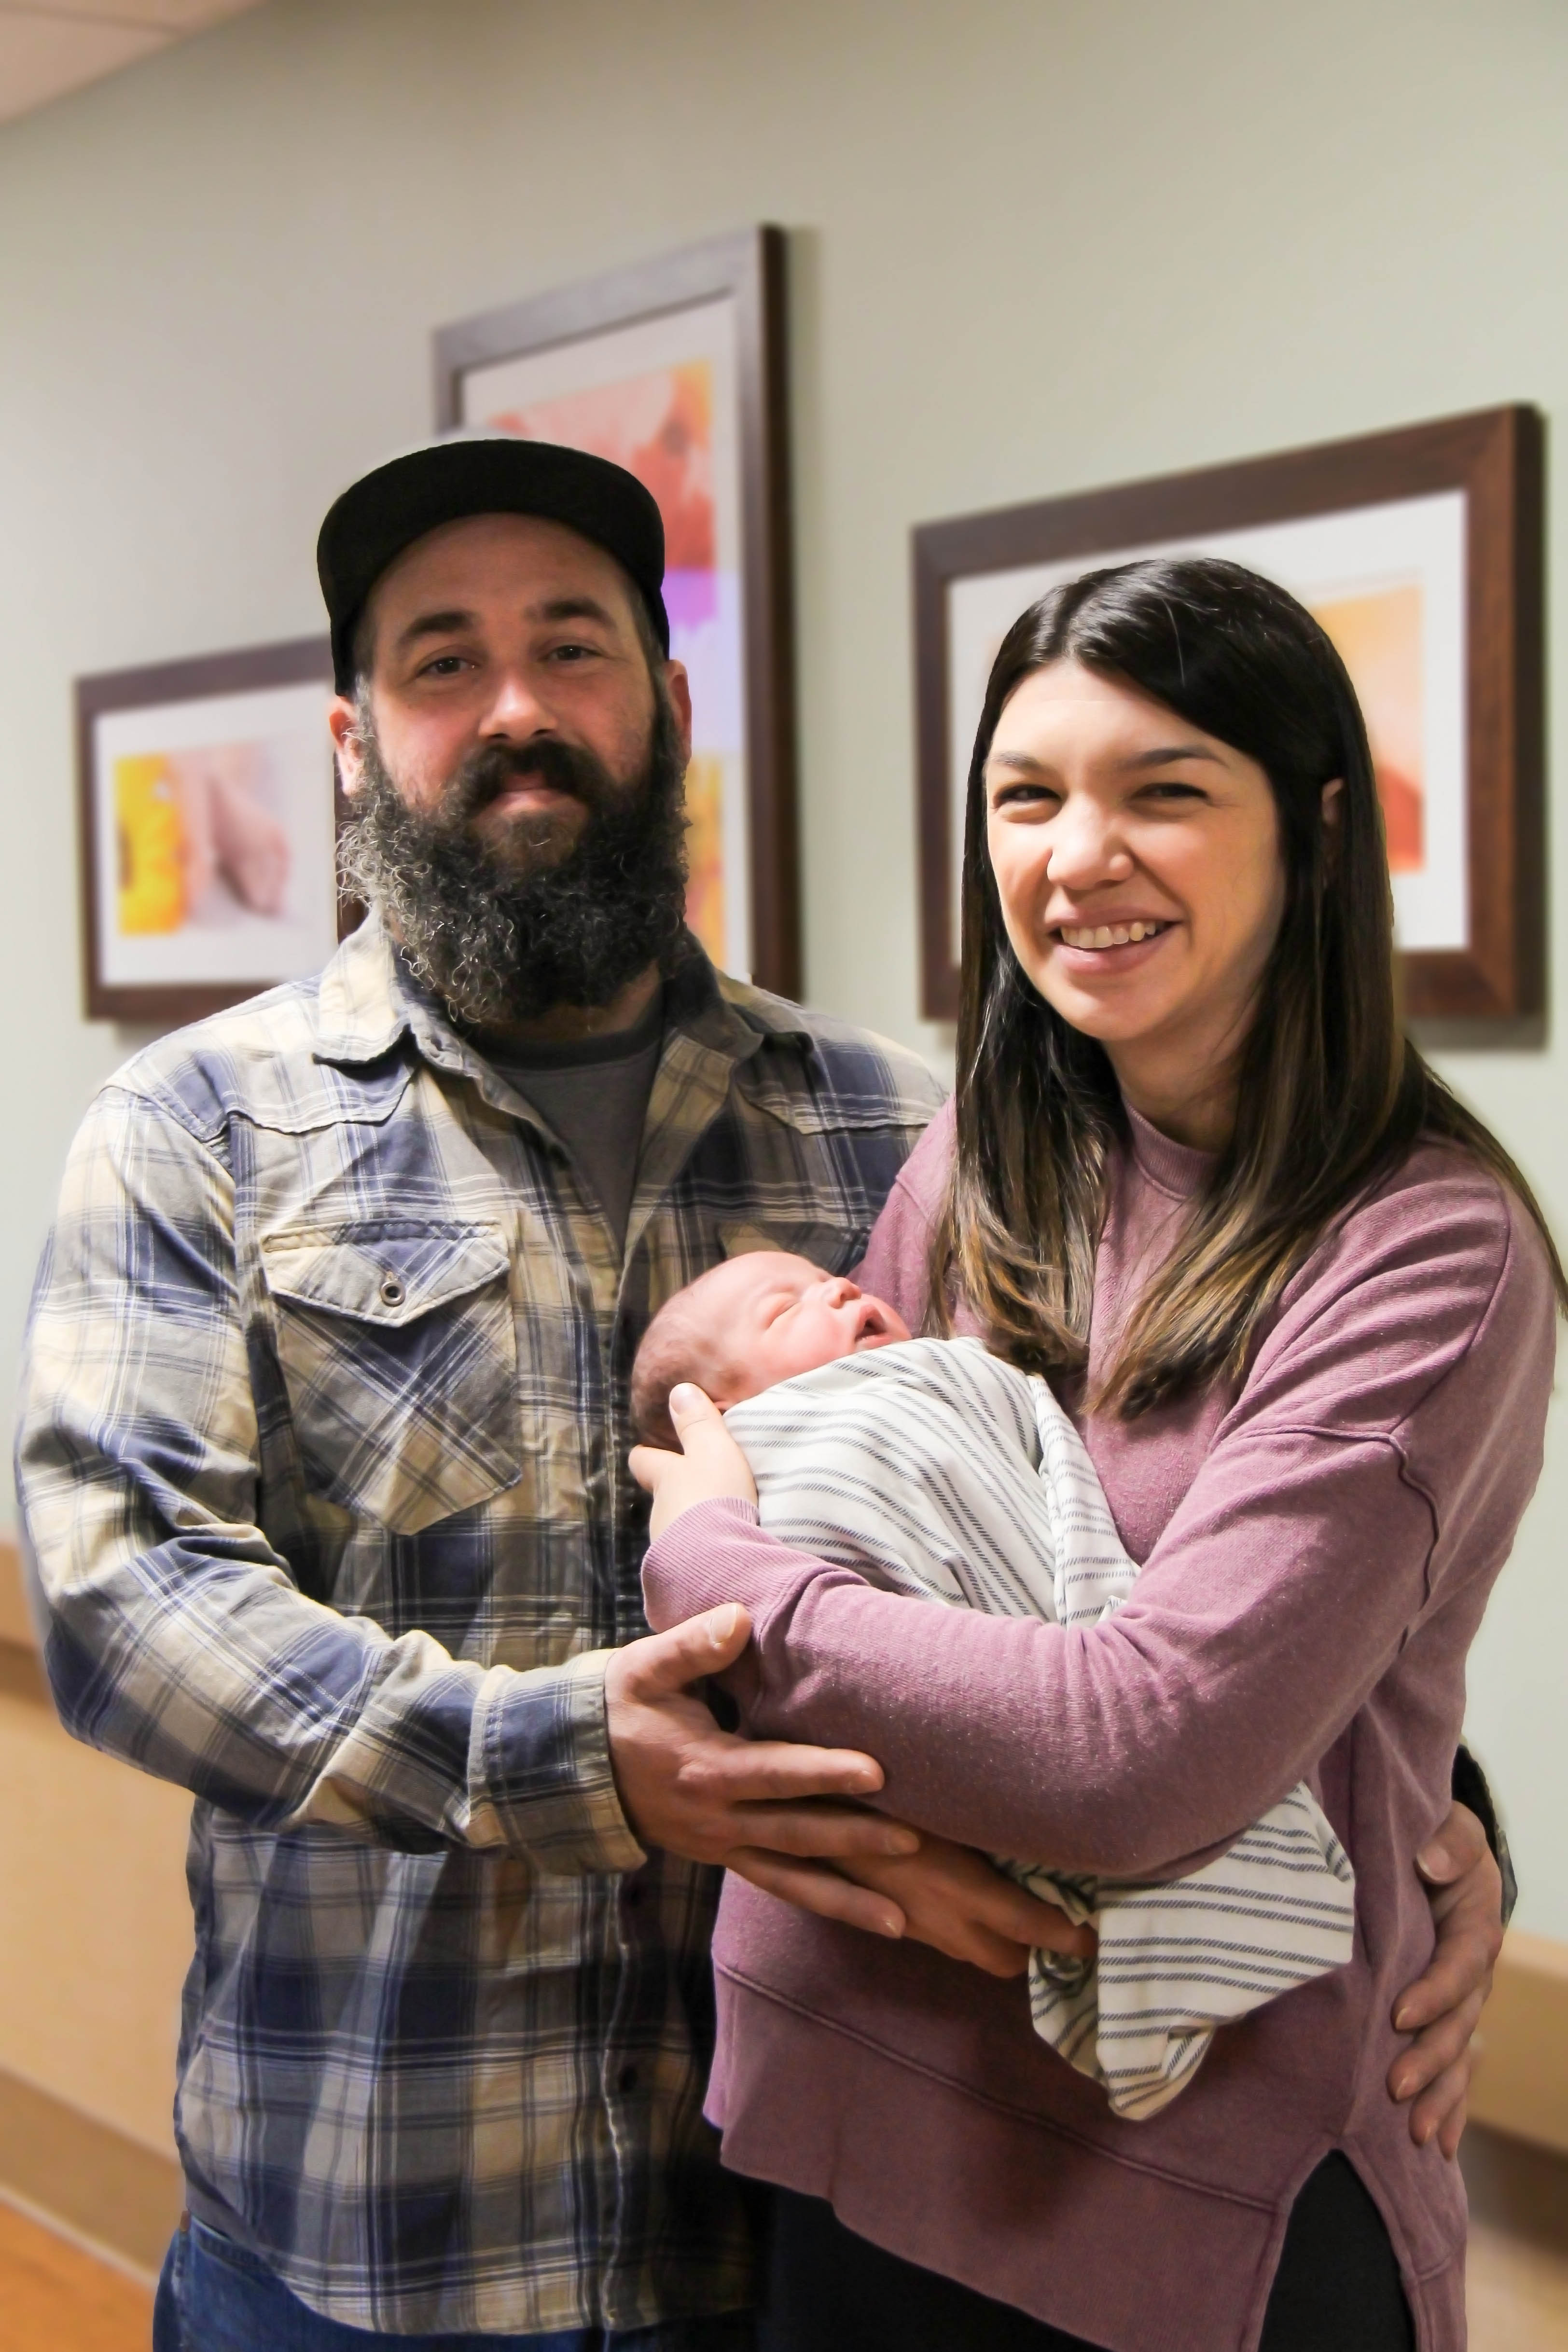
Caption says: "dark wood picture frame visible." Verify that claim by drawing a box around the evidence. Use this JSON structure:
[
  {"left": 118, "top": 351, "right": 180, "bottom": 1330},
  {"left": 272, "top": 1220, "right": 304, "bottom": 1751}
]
[
  {"left": 914, "top": 406, "right": 1544, "bottom": 1023},
  {"left": 433, "top": 226, "right": 800, "bottom": 996},
  {"left": 77, "top": 634, "right": 338, "bottom": 1025}
]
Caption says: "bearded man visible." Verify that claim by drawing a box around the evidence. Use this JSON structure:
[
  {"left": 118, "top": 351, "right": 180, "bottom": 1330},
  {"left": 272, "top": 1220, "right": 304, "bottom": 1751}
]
[{"left": 16, "top": 439, "right": 1505, "bottom": 2351}]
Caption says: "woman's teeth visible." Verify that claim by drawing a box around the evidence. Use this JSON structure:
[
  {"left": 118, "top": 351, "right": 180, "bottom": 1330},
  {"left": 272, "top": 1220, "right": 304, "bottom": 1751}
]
[{"left": 1058, "top": 920, "right": 1168, "bottom": 949}]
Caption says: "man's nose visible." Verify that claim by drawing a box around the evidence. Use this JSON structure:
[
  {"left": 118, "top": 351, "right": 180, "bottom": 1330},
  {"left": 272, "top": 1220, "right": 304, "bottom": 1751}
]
[{"left": 479, "top": 667, "right": 556, "bottom": 740}]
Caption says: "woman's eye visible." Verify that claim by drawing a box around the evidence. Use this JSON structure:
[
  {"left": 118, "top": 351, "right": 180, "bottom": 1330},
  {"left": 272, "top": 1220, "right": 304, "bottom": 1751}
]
[
  {"left": 1138, "top": 780, "right": 1207, "bottom": 804},
  {"left": 990, "top": 784, "right": 1058, "bottom": 812}
]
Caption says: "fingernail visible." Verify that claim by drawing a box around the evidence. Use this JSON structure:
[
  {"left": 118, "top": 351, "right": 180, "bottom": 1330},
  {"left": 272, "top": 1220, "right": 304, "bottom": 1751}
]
[
  {"left": 1394, "top": 2005, "right": 1412, "bottom": 2031},
  {"left": 1416, "top": 1843, "right": 1456, "bottom": 1881},
  {"left": 708, "top": 1603, "right": 741, "bottom": 1644},
  {"left": 670, "top": 1384, "right": 701, "bottom": 1415},
  {"left": 877, "top": 1912, "right": 902, "bottom": 1938}
]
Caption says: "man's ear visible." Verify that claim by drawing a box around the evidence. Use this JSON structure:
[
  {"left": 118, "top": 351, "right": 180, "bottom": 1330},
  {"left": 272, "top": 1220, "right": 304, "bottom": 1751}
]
[
  {"left": 329, "top": 695, "right": 367, "bottom": 800},
  {"left": 662, "top": 659, "right": 694, "bottom": 766}
]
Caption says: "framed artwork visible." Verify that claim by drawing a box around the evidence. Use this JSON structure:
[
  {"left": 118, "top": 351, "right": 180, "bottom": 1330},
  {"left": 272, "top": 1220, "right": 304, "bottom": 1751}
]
[
  {"left": 78, "top": 636, "right": 341, "bottom": 1024},
  {"left": 434, "top": 226, "right": 800, "bottom": 995},
  {"left": 914, "top": 406, "right": 1544, "bottom": 1022}
]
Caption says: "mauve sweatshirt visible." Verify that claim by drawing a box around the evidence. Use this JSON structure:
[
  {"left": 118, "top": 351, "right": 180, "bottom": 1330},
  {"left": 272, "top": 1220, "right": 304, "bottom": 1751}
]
[{"left": 642, "top": 1104, "right": 1557, "bottom": 2352}]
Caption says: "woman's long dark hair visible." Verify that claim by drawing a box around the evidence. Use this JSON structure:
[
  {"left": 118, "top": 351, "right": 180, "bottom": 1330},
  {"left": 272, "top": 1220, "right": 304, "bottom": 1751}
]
[{"left": 932, "top": 555, "right": 1565, "bottom": 1415}]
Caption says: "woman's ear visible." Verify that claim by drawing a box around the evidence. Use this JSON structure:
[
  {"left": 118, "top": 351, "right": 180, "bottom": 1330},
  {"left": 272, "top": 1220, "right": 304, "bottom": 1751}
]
[{"left": 1321, "top": 777, "right": 1345, "bottom": 826}]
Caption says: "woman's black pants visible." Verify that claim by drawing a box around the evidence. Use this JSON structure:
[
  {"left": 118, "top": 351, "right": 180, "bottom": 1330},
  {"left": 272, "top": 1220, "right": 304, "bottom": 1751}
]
[{"left": 755, "top": 2154, "right": 1415, "bottom": 2352}]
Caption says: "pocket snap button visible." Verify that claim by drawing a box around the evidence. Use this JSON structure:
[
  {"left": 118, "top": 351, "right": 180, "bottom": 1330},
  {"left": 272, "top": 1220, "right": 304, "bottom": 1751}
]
[{"left": 379, "top": 1273, "right": 406, "bottom": 1306}]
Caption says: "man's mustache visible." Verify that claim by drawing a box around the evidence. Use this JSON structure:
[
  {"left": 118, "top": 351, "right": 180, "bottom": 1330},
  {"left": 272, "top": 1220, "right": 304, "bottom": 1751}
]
[{"left": 446, "top": 738, "right": 615, "bottom": 825}]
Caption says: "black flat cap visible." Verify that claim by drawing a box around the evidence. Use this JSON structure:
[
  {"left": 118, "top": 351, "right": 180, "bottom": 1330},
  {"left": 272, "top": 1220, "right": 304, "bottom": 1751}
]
[{"left": 317, "top": 433, "right": 669, "bottom": 692}]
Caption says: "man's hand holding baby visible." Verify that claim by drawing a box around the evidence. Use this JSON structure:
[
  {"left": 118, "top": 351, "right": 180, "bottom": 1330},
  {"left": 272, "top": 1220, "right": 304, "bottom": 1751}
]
[{"left": 603, "top": 1598, "right": 929, "bottom": 1947}]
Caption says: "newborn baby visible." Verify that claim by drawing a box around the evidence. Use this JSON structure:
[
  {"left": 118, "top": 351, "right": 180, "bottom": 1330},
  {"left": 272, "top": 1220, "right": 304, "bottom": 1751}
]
[
  {"left": 631, "top": 1250, "right": 1356, "bottom": 2121},
  {"left": 630, "top": 1250, "right": 913, "bottom": 1444}
]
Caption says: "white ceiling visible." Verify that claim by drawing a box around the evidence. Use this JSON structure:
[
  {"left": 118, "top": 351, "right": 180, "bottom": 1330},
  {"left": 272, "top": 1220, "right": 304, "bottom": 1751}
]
[{"left": 0, "top": 0, "right": 263, "bottom": 126}]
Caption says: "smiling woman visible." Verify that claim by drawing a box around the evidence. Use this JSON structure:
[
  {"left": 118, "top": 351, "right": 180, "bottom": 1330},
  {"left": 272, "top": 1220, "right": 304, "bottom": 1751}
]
[{"left": 936, "top": 555, "right": 1566, "bottom": 1412}]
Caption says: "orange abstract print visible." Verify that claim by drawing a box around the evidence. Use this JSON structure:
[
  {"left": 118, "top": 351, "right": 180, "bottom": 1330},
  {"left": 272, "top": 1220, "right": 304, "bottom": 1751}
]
[
  {"left": 1309, "top": 583, "right": 1424, "bottom": 873},
  {"left": 681, "top": 754, "right": 726, "bottom": 962},
  {"left": 483, "top": 360, "right": 716, "bottom": 569}
]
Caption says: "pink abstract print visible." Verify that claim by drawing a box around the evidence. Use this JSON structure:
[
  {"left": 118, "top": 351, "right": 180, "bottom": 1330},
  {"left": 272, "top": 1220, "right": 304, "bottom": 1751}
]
[{"left": 482, "top": 362, "right": 731, "bottom": 961}]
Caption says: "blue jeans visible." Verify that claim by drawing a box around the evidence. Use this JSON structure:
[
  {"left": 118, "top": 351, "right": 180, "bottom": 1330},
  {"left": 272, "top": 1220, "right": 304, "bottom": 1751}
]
[{"left": 153, "top": 2214, "right": 756, "bottom": 2352}]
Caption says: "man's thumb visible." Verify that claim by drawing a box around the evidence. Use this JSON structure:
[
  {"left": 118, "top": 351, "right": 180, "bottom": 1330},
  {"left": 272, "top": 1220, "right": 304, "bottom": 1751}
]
[{"left": 642, "top": 1602, "right": 751, "bottom": 1690}]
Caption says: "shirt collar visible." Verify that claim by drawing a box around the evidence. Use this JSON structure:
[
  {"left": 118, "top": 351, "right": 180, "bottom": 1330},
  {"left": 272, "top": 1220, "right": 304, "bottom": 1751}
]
[
  {"left": 313, "top": 913, "right": 411, "bottom": 1065},
  {"left": 313, "top": 911, "right": 815, "bottom": 1078}
]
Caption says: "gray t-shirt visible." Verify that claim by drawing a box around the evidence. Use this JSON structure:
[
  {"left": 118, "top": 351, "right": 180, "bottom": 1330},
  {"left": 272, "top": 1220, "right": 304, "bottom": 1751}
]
[{"left": 481, "top": 989, "right": 665, "bottom": 1250}]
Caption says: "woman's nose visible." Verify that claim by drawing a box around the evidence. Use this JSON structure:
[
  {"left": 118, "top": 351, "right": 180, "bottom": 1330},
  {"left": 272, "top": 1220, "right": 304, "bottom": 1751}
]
[{"left": 1043, "top": 800, "right": 1134, "bottom": 889}]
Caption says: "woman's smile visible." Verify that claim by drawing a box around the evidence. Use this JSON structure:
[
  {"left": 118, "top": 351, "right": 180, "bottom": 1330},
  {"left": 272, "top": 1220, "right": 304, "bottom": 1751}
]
[{"left": 1051, "top": 916, "right": 1176, "bottom": 959}]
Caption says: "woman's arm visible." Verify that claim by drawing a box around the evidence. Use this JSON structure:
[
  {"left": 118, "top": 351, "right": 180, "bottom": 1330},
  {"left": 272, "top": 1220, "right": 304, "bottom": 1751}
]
[{"left": 641, "top": 1172, "right": 1554, "bottom": 1876}]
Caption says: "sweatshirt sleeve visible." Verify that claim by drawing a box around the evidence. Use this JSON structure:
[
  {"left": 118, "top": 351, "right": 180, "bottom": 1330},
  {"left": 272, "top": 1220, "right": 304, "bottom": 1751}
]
[{"left": 644, "top": 1161, "right": 1555, "bottom": 1876}]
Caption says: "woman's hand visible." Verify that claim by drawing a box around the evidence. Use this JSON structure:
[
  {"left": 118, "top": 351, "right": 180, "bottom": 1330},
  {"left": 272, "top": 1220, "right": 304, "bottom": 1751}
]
[
  {"left": 630, "top": 1384, "right": 757, "bottom": 1540},
  {"left": 826, "top": 1833, "right": 1098, "bottom": 1978},
  {"left": 1388, "top": 1801, "right": 1505, "bottom": 2157}
]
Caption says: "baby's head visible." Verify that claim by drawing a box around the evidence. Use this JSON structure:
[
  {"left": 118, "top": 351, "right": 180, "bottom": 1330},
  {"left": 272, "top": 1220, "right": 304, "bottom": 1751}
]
[{"left": 630, "top": 1251, "right": 911, "bottom": 1447}]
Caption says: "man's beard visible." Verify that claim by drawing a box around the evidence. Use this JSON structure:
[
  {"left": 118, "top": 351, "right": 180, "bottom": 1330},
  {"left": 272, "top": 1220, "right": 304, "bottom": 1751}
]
[{"left": 338, "top": 690, "right": 690, "bottom": 1027}]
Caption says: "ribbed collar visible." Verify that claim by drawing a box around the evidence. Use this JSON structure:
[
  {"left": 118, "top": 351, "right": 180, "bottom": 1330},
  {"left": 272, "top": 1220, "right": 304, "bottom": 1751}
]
[{"left": 1124, "top": 1102, "right": 1217, "bottom": 1200}]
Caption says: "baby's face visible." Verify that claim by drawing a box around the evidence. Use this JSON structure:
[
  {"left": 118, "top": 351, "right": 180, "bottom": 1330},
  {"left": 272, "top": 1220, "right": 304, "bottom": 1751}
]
[{"left": 709, "top": 1252, "right": 910, "bottom": 1404}]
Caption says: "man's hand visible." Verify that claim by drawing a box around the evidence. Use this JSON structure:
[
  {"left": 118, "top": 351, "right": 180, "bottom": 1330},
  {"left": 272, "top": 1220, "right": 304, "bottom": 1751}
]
[
  {"left": 604, "top": 1602, "right": 920, "bottom": 1938},
  {"left": 1388, "top": 1801, "right": 1505, "bottom": 2158},
  {"left": 823, "top": 1834, "right": 1098, "bottom": 1978}
]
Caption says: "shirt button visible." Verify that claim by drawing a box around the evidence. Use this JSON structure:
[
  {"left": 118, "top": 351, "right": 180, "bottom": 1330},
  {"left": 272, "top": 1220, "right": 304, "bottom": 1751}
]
[
  {"left": 379, "top": 1273, "right": 405, "bottom": 1306},
  {"left": 617, "top": 2064, "right": 639, "bottom": 2095}
]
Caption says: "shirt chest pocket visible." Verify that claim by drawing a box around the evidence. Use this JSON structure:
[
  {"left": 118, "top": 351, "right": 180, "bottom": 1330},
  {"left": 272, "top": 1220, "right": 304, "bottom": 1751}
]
[{"left": 260, "top": 1220, "right": 521, "bottom": 1536}]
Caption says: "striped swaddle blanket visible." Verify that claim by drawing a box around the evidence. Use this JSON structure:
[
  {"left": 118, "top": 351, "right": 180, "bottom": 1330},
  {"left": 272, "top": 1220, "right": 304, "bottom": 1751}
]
[{"left": 724, "top": 1335, "right": 1355, "bottom": 2120}]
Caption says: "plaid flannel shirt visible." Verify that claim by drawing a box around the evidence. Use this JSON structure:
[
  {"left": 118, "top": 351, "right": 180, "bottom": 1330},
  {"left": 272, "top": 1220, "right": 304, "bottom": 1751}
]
[{"left": 15, "top": 917, "right": 942, "bottom": 2336}]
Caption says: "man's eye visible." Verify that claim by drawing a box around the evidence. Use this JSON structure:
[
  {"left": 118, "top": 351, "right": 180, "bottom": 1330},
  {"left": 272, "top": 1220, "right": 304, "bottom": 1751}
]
[
  {"left": 418, "top": 654, "right": 470, "bottom": 678},
  {"left": 549, "top": 642, "right": 600, "bottom": 663}
]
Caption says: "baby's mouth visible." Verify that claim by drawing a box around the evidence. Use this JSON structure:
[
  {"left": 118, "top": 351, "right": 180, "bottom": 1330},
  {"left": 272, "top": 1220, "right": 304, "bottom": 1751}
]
[
  {"left": 1055, "top": 919, "right": 1172, "bottom": 950},
  {"left": 850, "top": 1300, "right": 902, "bottom": 1351}
]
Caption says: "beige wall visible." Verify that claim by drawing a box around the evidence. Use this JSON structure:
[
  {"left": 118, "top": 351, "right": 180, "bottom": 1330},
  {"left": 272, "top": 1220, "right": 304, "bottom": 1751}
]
[
  {"left": 2, "top": 0, "right": 1568, "bottom": 2170},
  {"left": 0, "top": 1665, "right": 190, "bottom": 2151}
]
